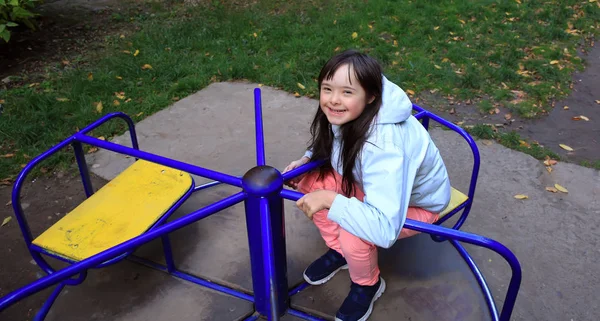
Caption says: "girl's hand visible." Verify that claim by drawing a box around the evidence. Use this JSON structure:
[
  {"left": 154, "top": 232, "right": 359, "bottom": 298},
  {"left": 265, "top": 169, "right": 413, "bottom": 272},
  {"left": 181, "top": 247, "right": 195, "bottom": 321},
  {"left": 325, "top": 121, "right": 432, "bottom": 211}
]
[
  {"left": 282, "top": 156, "right": 310, "bottom": 189},
  {"left": 296, "top": 190, "right": 338, "bottom": 220}
]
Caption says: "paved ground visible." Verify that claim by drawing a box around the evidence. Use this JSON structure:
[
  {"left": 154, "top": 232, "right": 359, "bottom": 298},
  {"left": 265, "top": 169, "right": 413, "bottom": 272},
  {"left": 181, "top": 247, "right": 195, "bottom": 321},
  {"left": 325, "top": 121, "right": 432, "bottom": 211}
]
[{"left": 1, "top": 82, "right": 599, "bottom": 321}]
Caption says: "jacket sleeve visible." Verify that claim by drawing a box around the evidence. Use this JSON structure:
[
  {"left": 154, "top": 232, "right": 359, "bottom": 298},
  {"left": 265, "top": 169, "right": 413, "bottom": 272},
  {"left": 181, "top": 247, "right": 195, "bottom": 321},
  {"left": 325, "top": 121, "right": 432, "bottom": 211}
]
[{"left": 326, "top": 143, "right": 416, "bottom": 248}]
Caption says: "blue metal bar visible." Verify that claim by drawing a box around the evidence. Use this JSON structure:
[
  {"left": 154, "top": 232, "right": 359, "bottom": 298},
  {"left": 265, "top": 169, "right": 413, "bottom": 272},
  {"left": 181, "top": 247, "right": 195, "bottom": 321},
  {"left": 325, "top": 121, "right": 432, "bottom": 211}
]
[
  {"left": 34, "top": 283, "right": 66, "bottom": 321},
  {"left": 287, "top": 308, "right": 326, "bottom": 321},
  {"left": 127, "top": 255, "right": 254, "bottom": 302},
  {"left": 74, "top": 134, "right": 242, "bottom": 188},
  {"left": 161, "top": 236, "right": 176, "bottom": 273},
  {"left": 72, "top": 141, "right": 94, "bottom": 197},
  {"left": 259, "top": 197, "right": 280, "bottom": 320},
  {"left": 193, "top": 180, "right": 223, "bottom": 192},
  {"left": 280, "top": 189, "right": 520, "bottom": 321},
  {"left": 450, "top": 240, "right": 499, "bottom": 321},
  {"left": 402, "top": 220, "right": 521, "bottom": 321},
  {"left": 0, "top": 192, "right": 247, "bottom": 311},
  {"left": 281, "top": 159, "right": 324, "bottom": 182},
  {"left": 254, "top": 88, "right": 266, "bottom": 166},
  {"left": 242, "top": 165, "right": 288, "bottom": 320},
  {"left": 412, "top": 104, "right": 481, "bottom": 230}
]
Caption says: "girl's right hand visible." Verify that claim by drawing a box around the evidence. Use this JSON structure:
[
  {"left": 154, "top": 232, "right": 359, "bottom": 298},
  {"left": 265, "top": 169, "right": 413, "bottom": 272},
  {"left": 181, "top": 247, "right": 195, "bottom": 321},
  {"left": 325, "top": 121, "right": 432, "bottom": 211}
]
[{"left": 282, "top": 156, "right": 310, "bottom": 189}]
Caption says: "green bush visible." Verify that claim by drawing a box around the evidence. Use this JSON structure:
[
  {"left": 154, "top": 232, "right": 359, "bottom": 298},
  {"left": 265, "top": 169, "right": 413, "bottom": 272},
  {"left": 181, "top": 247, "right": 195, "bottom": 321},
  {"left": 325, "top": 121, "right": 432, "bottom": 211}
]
[{"left": 0, "top": 0, "right": 40, "bottom": 42}]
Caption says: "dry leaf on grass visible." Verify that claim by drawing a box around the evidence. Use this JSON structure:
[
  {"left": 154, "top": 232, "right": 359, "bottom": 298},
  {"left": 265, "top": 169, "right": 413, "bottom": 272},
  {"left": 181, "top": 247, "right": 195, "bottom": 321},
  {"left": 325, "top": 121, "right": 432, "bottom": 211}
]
[
  {"left": 352, "top": 32, "right": 358, "bottom": 39},
  {"left": 297, "top": 83, "right": 305, "bottom": 90}
]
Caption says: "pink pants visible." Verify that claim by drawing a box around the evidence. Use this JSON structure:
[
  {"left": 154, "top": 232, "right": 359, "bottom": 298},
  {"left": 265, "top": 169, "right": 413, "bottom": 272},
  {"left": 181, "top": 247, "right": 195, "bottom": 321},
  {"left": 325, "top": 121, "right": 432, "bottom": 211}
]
[{"left": 298, "top": 170, "right": 439, "bottom": 286}]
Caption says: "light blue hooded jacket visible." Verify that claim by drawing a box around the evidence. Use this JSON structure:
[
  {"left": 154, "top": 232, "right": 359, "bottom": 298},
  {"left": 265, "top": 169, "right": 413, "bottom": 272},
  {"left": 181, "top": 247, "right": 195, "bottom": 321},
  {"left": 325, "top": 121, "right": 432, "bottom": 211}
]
[{"left": 304, "top": 75, "right": 451, "bottom": 249}]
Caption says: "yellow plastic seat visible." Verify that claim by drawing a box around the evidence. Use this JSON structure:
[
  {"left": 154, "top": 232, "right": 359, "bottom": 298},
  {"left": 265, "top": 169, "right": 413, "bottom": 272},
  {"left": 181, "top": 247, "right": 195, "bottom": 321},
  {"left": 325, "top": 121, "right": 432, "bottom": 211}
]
[
  {"left": 32, "top": 160, "right": 193, "bottom": 262},
  {"left": 439, "top": 187, "right": 469, "bottom": 218}
]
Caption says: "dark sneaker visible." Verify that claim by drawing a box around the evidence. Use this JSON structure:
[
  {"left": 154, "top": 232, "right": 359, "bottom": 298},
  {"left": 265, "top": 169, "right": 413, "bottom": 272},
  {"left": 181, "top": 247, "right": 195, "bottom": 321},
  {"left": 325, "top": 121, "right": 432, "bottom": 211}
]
[
  {"left": 335, "top": 277, "right": 386, "bottom": 321},
  {"left": 303, "top": 249, "right": 348, "bottom": 285}
]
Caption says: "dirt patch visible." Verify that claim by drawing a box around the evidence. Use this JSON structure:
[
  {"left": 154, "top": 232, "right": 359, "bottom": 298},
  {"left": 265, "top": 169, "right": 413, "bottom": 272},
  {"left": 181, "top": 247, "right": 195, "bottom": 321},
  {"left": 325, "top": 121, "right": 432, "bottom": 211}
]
[
  {"left": 418, "top": 44, "right": 600, "bottom": 164},
  {"left": 0, "top": 172, "right": 107, "bottom": 320},
  {"left": 0, "top": 0, "right": 134, "bottom": 81}
]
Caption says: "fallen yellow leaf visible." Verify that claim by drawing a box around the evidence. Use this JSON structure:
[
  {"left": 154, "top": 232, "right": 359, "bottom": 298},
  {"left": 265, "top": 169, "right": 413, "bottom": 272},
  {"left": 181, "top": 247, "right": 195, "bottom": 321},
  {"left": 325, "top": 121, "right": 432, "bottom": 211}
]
[
  {"left": 406, "top": 89, "right": 415, "bottom": 95},
  {"left": 563, "top": 106, "right": 569, "bottom": 110},
  {"left": 514, "top": 194, "right": 529, "bottom": 199},
  {"left": 434, "top": 65, "right": 442, "bottom": 69},
  {"left": 1, "top": 216, "right": 11, "bottom": 227},
  {"left": 459, "top": 19, "right": 465, "bottom": 24},
  {"left": 87, "top": 147, "right": 98, "bottom": 154},
  {"left": 482, "top": 140, "right": 493, "bottom": 146},
  {"left": 116, "top": 76, "right": 123, "bottom": 80},
  {"left": 134, "top": 49, "right": 140, "bottom": 57},
  {"left": 554, "top": 184, "right": 568, "bottom": 193},
  {"left": 56, "top": 98, "right": 70, "bottom": 102},
  {"left": 115, "top": 92, "right": 126, "bottom": 100},
  {"left": 543, "top": 159, "right": 558, "bottom": 166},
  {"left": 125, "top": 98, "right": 132, "bottom": 103},
  {"left": 28, "top": 83, "right": 39, "bottom": 87},
  {"left": 113, "top": 100, "right": 120, "bottom": 106},
  {"left": 559, "top": 144, "right": 573, "bottom": 151},
  {"left": 95, "top": 102, "right": 103, "bottom": 113},
  {"left": 0, "top": 154, "right": 14, "bottom": 158},
  {"left": 123, "top": 50, "right": 131, "bottom": 54},
  {"left": 393, "top": 40, "right": 398, "bottom": 47},
  {"left": 434, "top": 26, "right": 440, "bottom": 30},
  {"left": 546, "top": 166, "right": 553, "bottom": 173},
  {"left": 595, "top": 100, "right": 600, "bottom": 104},
  {"left": 579, "top": 115, "right": 590, "bottom": 121},
  {"left": 136, "top": 112, "right": 144, "bottom": 117},
  {"left": 253, "top": 32, "right": 258, "bottom": 38},
  {"left": 515, "top": 0, "right": 521, "bottom": 3},
  {"left": 550, "top": 60, "right": 559, "bottom": 65},
  {"left": 120, "top": 34, "right": 125, "bottom": 39},
  {"left": 141, "top": 64, "right": 153, "bottom": 70},
  {"left": 88, "top": 72, "right": 93, "bottom": 81},
  {"left": 294, "top": 92, "right": 301, "bottom": 97},
  {"left": 98, "top": 136, "right": 106, "bottom": 141},
  {"left": 352, "top": 32, "right": 358, "bottom": 39},
  {"left": 297, "top": 83, "right": 306, "bottom": 90},
  {"left": 545, "top": 187, "right": 558, "bottom": 193}
]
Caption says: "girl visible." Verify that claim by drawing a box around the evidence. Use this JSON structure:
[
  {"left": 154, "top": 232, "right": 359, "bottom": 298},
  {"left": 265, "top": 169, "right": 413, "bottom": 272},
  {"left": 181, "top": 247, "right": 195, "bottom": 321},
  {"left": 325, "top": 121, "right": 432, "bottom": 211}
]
[{"left": 283, "top": 50, "right": 451, "bottom": 321}]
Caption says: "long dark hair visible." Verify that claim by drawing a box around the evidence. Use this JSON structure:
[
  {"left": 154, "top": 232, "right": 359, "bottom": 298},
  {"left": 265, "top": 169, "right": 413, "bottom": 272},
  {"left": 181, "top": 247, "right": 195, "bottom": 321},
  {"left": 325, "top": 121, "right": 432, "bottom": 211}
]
[{"left": 307, "top": 50, "right": 383, "bottom": 196}]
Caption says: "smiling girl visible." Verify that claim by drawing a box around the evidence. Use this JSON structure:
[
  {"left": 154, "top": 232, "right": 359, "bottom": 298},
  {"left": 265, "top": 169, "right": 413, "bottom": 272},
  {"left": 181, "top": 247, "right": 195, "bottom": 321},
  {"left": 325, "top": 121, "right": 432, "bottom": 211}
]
[{"left": 283, "top": 50, "right": 451, "bottom": 321}]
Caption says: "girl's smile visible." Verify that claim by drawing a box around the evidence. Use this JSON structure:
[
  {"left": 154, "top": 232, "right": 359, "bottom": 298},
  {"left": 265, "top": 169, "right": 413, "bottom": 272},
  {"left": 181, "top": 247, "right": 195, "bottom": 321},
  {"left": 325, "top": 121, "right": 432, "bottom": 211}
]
[{"left": 320, "top": 64, "right": 374, "bottom": 126}]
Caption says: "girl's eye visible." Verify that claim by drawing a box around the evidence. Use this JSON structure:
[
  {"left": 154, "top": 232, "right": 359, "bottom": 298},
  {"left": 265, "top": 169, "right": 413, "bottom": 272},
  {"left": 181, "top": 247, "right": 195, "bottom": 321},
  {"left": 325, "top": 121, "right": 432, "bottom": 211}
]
[
  {"left": 322, "top": 87, "right": 331, "bottom": 92},
  {"left": 344, "top": 90, "right": 352, "bottom": 94}
]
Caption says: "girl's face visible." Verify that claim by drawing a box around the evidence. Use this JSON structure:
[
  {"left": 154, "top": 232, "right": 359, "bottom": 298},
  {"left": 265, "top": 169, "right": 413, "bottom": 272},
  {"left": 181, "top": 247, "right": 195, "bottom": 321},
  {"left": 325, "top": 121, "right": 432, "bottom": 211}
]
[{"left": 319, "top": 64, "right": 375, "bottom": 126}]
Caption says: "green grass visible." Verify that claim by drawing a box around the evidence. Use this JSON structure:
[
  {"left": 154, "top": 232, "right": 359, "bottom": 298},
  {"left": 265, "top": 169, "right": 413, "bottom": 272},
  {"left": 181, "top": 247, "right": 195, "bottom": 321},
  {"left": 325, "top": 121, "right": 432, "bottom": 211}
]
[
  {"left": 1, "top": 0, "right": 599, "bottom": 179},
  {"left": 466, "top": 124, "right": 560, "bottom": 161}
]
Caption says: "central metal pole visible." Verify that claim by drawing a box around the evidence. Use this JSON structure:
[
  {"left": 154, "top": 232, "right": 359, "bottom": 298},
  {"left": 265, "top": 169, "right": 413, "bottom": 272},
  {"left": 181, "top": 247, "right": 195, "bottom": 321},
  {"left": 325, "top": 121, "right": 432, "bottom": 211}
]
[{"left": 242, "top": 166, "right": 288, "bottom": 320}]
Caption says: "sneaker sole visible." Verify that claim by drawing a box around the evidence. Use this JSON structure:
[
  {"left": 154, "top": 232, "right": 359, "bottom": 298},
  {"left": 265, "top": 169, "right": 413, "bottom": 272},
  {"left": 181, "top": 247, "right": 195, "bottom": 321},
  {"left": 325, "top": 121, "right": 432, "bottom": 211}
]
[
  {"left": 303, "top": 264, "right": 348, "bottom": 285},
  {"left": 334, "top": 277, "right": 386, "bottom": 321}
]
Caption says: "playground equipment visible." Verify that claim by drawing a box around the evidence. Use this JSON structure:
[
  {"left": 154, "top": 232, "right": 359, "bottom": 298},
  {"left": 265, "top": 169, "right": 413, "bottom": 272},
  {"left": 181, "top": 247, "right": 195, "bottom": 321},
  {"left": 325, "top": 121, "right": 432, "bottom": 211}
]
[{"left": 0, "top": 88, "right": 521, "bottom": 321}]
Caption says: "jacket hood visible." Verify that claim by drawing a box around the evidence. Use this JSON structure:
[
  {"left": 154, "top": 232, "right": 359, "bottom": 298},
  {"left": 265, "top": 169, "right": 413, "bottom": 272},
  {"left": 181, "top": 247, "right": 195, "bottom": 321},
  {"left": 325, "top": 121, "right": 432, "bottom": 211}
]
[{"left": 376, "top": 75, "right": 413, "bottom": 124}]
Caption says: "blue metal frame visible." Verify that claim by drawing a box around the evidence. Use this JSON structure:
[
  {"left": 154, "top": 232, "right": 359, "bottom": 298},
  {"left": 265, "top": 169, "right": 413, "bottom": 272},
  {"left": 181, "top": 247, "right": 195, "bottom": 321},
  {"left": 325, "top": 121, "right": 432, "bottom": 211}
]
[{"left": 0, "top": 88, "right": 521, "bottom": 321}]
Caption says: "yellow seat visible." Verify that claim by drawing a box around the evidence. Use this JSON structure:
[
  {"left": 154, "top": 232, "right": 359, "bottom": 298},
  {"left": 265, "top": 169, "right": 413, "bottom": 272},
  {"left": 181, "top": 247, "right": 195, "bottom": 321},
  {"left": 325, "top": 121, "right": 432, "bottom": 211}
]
[
  {"left": 439, "top": 187, "right": 469, "bottom": 218},
  {"left": 32, "top": 160, "right": 193, "bottom": 262}
]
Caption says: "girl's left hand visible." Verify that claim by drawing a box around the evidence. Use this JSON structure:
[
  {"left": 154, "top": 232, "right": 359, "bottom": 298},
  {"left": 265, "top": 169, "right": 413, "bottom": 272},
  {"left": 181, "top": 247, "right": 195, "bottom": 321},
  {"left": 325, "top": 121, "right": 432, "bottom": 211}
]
[{"left": 296, "top": 190, "right": 338, "bottom": 219}]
